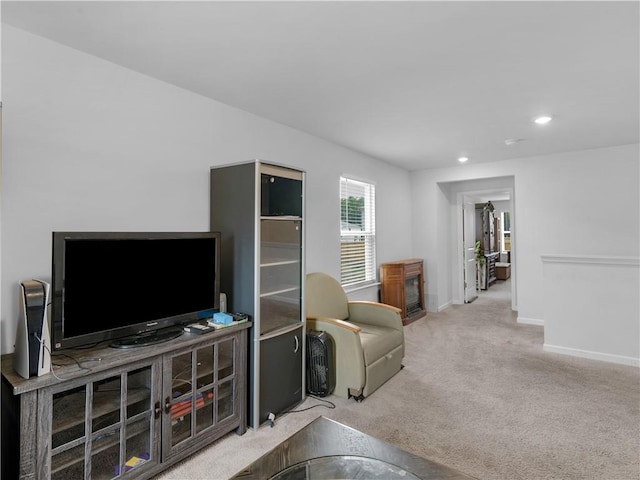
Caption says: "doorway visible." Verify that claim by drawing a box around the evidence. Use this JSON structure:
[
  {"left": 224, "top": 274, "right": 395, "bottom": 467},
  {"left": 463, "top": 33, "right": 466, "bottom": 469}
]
[{"left": 455, "top": 185, "right": 516, "bottom": 311}]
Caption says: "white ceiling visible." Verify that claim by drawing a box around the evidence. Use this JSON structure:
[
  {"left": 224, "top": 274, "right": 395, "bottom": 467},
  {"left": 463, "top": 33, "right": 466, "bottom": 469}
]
[{"left": 2, "top": 1, "right": 639, "bottom": 171}]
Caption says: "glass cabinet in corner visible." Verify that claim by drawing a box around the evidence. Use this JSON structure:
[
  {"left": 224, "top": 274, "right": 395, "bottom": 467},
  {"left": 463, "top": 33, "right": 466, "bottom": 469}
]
[{"left": 210, "top": 160, "right": 305, "bottom": 429}]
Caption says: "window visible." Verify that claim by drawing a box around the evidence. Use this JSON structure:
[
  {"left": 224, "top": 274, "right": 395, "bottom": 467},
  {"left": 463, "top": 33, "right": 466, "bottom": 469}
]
[
  {"left": 501, "top": 211, "right": 511, "bottom": 252},
  {"left": 340, "top": 176, "right": 376, "bottom": 287}
]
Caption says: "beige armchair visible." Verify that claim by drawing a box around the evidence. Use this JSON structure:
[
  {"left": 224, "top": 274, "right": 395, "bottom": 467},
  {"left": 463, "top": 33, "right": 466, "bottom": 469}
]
[{"left": 306, "top": 272, "right": 405, "bottom": 401}]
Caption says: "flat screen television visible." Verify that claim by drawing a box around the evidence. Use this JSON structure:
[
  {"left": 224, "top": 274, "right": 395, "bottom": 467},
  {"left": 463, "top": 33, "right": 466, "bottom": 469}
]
[{"left": 51, "top": 231, "right": 221, "bottom": 350}]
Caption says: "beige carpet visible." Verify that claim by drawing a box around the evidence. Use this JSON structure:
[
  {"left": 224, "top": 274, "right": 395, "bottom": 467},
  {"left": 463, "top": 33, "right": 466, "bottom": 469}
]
[{"left": 156, "top": 280, "right": 640, "bottom": 479}]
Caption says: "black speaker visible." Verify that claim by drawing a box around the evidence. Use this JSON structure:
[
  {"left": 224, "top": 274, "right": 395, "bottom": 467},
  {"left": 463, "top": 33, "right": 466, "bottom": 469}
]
[
  {"left": 14, "top": 279, "right": 51, "bottom": 379},
  {"left": 306, "top": 330, "right": 335, "bottom": 397}
]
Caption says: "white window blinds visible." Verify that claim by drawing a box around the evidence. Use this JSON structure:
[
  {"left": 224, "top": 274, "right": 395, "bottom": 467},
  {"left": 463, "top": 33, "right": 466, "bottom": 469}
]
[{"left": 340, "top": 176, "right": 376, "bottom": 287}]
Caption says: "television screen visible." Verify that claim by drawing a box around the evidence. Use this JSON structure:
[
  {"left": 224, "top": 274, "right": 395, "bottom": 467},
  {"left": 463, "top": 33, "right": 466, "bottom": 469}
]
[{"left": 51, "top": 231, "right": 220, "bottom": 350}]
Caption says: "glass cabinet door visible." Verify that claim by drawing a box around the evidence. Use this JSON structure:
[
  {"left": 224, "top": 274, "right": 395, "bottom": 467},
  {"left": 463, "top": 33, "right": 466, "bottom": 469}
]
[
  {"left": 216, "top": 338, "right": 236, "bottom": 422},
  {"left": 169, "top": 351, "right": 194, "bottom": 447},
  {"left": 51, "top": 385, "right": 87, "bottom": 480},
  {"left": 195, "top": 346, "right": 215, "bottom": 435},
  {"left": 123, "top": 368, "right": 154, "bottom": 477},
  {"left": 163, "top": 336, "right": 239, "bottom": 460},
  {"left": 91, "top": 375, "right": 122, "bottom": 479},
  {"left": 260, "top": 218, "right": 302, "bottom": 335},
  {"left": 49, "top": 364, "right": 157, "bottom": 480}
]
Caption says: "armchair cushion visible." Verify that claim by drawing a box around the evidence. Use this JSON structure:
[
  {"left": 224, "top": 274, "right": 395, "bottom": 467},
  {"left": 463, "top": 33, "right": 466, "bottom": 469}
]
[{"left": 358, "top": 324, "right": 404, "bottom": 366}]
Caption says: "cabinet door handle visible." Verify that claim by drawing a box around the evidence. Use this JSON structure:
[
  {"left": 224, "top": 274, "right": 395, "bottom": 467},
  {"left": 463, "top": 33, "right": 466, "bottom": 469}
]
[
  {"left": 154, "top": 401, "right": 162, "bottom": 420},
  {"left": 294, "top": 335, "right": 299, "bottom": 353},
  {"left": 164, "top": 396, "right": 172, "bottom": 415}
]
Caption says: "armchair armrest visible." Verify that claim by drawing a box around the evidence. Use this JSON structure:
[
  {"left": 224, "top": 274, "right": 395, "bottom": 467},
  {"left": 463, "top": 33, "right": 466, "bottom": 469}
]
[
  {"left": 308, "top": 316, "right": 361, "bottom": 334},
  {"left": 347, "top": 301, "right": 403, "bottom": 332},
  {"left": 307, "top": 316, "right": 365, "bottom": 398}
]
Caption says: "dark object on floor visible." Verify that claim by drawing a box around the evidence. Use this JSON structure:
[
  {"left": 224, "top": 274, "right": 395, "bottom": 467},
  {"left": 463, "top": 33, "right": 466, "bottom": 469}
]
[{"left": 306, "top": 330, "right": 335, "bottom": 397}]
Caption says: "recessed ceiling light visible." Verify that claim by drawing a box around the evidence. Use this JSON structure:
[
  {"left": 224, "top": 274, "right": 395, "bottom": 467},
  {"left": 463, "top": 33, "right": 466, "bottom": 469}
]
[
  {"left": 458, "top": 156, "right": 469, "bottom": 163},
  {"left": 534, "top": 115, "right": 553, "bottom": 125}
]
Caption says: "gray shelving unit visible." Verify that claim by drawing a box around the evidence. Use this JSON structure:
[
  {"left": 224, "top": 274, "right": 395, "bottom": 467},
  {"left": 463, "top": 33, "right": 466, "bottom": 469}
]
[{"left": 210, "top": 160, "right": 305, "bottom": 428}]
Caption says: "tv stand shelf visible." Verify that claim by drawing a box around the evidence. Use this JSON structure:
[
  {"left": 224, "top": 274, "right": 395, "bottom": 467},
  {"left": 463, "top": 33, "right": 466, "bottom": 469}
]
[
  {"left": 1, "top": 322, "right": 250, "bottom": 480},
  {"left": 51, "top": 386, "right": 151, "bottom": 434}
]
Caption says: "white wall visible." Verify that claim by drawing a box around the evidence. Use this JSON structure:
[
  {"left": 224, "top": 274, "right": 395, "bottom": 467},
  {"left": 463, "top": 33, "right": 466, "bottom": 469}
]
[
  {"left": 542, "top": 255, "right": 639, "bottom": 366},
  {"left": 412, "top": 144, "right": 640, "bottom": 363},
  {"left": 0, "top": 26, "right": 413, "bottom": 353}
]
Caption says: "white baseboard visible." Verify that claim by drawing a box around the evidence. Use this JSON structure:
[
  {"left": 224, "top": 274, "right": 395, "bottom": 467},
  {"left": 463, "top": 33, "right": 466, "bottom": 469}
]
[
  {"left": 543, "top": 343, "right": 640, "bottom": 367},
  {"left": 517, "top": 316, "right": 544, "bottom": 326},
  {"left": 438, "top": 301, "right": 452, "bottom": 312}
]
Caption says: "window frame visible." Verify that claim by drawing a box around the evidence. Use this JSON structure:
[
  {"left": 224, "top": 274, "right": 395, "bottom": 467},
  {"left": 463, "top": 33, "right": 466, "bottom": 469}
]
[{"left": 339, "top": 176, "right": 377, "bottom": 288}]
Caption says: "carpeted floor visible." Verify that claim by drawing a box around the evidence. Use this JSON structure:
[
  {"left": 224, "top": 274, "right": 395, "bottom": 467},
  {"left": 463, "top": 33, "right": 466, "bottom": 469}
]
[{"left": 156, "top": 280, "right": 640, "bottom": 479}]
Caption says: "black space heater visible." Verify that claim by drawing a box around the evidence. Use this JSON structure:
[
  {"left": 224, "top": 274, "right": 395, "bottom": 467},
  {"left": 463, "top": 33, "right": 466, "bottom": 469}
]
[{"left": 306, "top": 330, "right": 335, "bottom": 397}]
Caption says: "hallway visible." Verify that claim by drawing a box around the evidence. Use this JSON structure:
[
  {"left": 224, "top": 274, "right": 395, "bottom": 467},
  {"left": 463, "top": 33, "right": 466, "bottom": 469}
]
[{"left": 476, "top": 277, "right": 511, "bottom": 304}]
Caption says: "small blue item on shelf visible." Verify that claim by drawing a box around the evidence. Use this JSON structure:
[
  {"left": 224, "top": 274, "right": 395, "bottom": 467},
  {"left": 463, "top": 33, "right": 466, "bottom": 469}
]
[{"left": 213, "top": 312, "right": 233, "bottom": 325}]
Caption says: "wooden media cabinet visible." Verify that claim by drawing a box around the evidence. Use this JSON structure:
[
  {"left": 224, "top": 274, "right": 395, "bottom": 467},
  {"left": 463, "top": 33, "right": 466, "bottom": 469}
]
[{"left": 1, "top": 322, "right": 250, "bottom": 480}]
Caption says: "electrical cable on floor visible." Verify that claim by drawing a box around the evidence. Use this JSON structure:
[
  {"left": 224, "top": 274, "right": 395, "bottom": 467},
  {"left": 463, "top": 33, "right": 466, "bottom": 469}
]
[{"left": 289, "top": 395, "right": 336, "bottom": 413}]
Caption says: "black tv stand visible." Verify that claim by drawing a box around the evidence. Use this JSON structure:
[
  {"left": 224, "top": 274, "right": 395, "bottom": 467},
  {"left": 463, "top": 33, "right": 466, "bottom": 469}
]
[{"left": 110, "top": 326, "right": 183, "bottom": 348}]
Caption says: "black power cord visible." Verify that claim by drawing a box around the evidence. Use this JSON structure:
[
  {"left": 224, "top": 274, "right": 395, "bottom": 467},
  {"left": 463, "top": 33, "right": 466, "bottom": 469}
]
[{"left": 289, "top": 395, "right": 336, "bottom": 413}]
